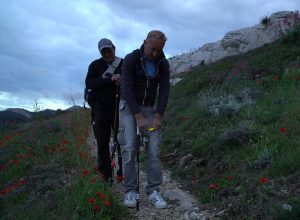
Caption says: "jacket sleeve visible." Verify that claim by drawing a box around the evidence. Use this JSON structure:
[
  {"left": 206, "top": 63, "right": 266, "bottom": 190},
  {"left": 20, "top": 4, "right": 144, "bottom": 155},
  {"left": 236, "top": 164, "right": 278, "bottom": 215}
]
[
  {"left": 85, "top": 61, "right": 114, "bottom": 89},
  {"left": 121, "top": 52, "right": 141, "bottom": 114},
  {"left": 155, "top": 59, "right": 170, "bottom": 116}
]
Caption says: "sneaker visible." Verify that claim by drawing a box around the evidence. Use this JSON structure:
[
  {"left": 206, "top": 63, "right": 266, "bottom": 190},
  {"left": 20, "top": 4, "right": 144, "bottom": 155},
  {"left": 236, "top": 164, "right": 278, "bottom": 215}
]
[
  {"left": 124, "top": 191, "right": 137, "bottom": 208},
  {"left": 147, "top": 190, "right": 167, "bottom": 209}
]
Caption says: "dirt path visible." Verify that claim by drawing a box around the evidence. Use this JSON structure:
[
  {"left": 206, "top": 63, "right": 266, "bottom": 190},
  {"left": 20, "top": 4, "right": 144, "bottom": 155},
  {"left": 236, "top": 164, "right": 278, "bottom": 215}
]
[{"left": 87, "top": 127, "right": 221, "bottom": 220}]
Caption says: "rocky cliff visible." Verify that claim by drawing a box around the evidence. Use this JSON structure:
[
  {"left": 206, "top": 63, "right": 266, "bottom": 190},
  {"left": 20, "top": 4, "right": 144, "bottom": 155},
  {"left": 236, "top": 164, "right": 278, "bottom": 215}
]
[{"left": 169, "top": 11, "right": 300, "bottom": 75}]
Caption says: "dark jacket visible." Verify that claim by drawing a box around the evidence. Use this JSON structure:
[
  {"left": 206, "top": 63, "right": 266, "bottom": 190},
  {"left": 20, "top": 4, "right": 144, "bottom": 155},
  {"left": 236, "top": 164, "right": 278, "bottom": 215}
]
[
  {"left": 121, "top": 45, "right": 170, "bottom": 116},
  {"left": 85, "top": 58, "right": 123, "bottom": 112}
]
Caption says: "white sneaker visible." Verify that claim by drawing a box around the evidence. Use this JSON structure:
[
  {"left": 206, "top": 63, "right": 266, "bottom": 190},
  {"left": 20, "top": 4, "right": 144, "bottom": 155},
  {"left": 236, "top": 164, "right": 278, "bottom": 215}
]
[
  {"left": 147, "top": 190, "right": 167, "bottom": 209},
  {"left": 124, "top": 191, "right": 137, "bottom": 208}
]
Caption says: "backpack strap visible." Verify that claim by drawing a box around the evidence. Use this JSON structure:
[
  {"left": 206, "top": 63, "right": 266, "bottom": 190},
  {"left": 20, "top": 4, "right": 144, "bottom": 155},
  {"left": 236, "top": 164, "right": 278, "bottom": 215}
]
[{"left": 101, "top": 56, "right": 122, "bottom": 79}]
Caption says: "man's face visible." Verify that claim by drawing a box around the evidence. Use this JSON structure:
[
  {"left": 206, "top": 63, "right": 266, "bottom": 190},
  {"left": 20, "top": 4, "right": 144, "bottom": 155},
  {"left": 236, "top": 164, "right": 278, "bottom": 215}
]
[
  {"left": 101, "top": 47, "right": 115, "bottom": 63},
  {"left": 143, "top": 38, "right": 165, "bottom": 61}
]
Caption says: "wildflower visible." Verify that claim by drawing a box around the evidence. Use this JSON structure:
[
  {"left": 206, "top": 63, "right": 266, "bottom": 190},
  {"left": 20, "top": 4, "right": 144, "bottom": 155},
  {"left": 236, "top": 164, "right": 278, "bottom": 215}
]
[
  {"left": 279, "top": 127, "right": 287, "bottom": 133},
  {"left": 208, "top": 183, "right": 219, "bottom": 190},
  {"left": 104, "top": 200, "right": 110, "bottom": 207},
  {"left": 0, "top": 164, "right": 5, "bottom": 171},
  {"left": 91, "top": 176, "right": 97, "bottom": 184},
  {"left": 226, "top": 176, "right": 233, "bottom": 181},
  {"left": 93, "top": 165, "right": 99, "bottom": 173},
  {"left": 100, "top": 194, "right": 106, "bottom": 200},
  {"left": 273, "top": 75, "right": 280, "bottom": 80},
  {"left": 259, "top": 177, "right": 269, "bottom": 183},
  {"left": 93, "top": 205, "right": 100, "bottom": 212},
  {"left": 18, "top": 178, "right": 26, "bottom": 186},
  {"left": 88, "top": 197, "right": 96, "bottom": 203},
  {"left": 18, "top": 154, "right": 26, "bottom": 159},
  {"left": 95, "top": 191, "right": 101, "bottom": 196},
  {"left": 11, "top": 159, "right": 20, "bottom": 166},
  {"left": 111, "top": 160, "right": 116, "bottom": 168},
  {"left": 115, "top": 175, "right": 124, "bottom": 182},
  {"left": 82, "top": 169, "right": 89, "bottom": 177}
]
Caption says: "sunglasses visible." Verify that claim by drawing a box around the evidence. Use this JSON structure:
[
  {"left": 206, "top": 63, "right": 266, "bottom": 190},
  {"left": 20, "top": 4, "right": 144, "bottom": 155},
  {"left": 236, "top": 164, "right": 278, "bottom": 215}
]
[
  {"left": 146, "top": 34, "right": 168, "bottom": 41},
  {"left": 101, "top": 48, "right": 114, "bottom": 56}
]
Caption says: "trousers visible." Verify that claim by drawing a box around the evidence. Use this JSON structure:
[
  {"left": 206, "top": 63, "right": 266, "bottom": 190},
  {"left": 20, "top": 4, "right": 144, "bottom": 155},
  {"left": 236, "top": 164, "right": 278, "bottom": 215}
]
[
  {"left": 118, "top": 99, "right": 162, "bottom": 195},
  {"left": 92, "top": 110, "right": 117, "bottom": 179}
]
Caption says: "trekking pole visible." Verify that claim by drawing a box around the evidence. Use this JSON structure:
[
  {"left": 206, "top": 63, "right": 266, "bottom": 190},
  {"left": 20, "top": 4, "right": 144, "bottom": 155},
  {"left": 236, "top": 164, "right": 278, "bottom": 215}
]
[
  {"left": 136, "top": 127, "right": 153, "bottom": 211},
  {"left": 110, "top": 86, "right": 122, "bottom": 186}
]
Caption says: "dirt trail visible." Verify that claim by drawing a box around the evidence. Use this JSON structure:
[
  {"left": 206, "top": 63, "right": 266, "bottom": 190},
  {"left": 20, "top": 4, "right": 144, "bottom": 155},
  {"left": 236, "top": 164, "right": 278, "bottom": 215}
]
[{"left": 87, "top": 128, "right": 221, "bottom": 220}]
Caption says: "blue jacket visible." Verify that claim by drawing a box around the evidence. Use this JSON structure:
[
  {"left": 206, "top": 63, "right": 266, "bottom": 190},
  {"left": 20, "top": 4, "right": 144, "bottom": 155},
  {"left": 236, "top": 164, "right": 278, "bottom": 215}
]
[{"left": 121, "top": 45, "right": 170, "bottom": 116}]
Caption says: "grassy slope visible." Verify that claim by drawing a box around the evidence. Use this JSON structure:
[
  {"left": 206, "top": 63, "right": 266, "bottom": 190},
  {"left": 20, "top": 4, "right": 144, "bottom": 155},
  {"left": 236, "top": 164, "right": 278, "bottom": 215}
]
[
  {"left": 0, "top": 110, "right": 128, "bottom": 220},
  {"left": 161, "top": 27, "right": 300, "bottom": 219}
]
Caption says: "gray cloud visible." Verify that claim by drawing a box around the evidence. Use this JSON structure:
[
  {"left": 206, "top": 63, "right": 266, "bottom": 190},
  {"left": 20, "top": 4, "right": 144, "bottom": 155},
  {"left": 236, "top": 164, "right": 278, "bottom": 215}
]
[{"left": 0, "top": 0, "right": 299, "bottom": 111}]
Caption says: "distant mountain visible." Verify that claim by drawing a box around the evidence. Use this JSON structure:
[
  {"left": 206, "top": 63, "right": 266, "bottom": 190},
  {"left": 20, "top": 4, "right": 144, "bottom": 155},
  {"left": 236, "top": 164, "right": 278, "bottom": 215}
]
[
  {"left": 0, "top": 106, "right": 85, "bottom": 124},
  {"left": 0, "top": 111, "right": 30, "bottom": 123},
  {"left": 5, "top": 108, "right": 32, "bottom": 119},
  {"left": 66, "top": 105, "right": 84, "bottom": 111}
]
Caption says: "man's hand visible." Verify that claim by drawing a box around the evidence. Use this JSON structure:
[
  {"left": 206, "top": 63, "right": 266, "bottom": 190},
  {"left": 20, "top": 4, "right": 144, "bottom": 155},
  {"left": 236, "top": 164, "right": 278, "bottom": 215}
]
[
  {"left": 134, "top": 112, "right": 148, "bottom": 131},
  {"left": 151, "top": 113, "right": 162, "bottom": 130},
  {"left": 111, "top": 74, "right": 121, "bottom": 86}
]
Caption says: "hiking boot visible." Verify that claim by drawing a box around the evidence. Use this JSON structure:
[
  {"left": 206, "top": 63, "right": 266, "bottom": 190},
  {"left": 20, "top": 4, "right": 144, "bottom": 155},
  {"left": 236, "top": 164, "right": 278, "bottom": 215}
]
[
  {"left": 124, "top": 191, "right": 137, "bottom": 208},
  {"left": 147, "top": 190, "right": 167, "bottom": 209}
]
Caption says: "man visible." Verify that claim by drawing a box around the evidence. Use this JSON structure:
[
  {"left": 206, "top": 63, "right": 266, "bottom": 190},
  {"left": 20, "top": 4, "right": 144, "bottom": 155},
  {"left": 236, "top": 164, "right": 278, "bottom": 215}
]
[
  {"left": 85, "top": 38, "right": 122, "bottom": 181},
  {"left": 119, "top": 30, "right": 170, "bottom": 208}
]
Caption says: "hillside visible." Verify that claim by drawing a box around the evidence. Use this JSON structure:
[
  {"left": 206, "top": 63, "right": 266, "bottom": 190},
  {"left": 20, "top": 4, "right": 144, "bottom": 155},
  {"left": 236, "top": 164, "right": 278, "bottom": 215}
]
[
  {"left": 169, "top": 10, "right": 300, "bottom": 75},
  {"left": 161, "top": 24, "right": 300, "bottom": 219}
]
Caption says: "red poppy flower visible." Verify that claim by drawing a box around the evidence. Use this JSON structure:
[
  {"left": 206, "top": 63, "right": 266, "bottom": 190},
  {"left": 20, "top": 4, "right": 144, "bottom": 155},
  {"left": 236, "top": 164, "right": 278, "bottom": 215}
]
[
  {"left": 82, "top": 169, "right": 89, "bottom": 177},
  {"left": 226, "top": 176, "right": 233, "bottom": 181},
  {"left": 0, "top": 164, "right": 5, "bottom": 171},
  {"left": 208, "top": 183, "right": 219, "bottom": 190},
  {"left": 259, "top": 177, "right": 269, "bottom": 183},
  {"left": 88, "top": 197, "right": 96, "bottom": 203},
  {"left": 95, "top": 191, "right": 101, "bottom": 196},
  {"left": 11, "top": 160, "right": 20, "bottom": 166},
  {"left": 279, "top": 127, "right": 287, "bottom": 133},
  {"left": 111, "top": 160, "right": 116, "bottom": 168},
  {"left": 100, "top": 194, "right": 106, "bottom": 200},
  {"left": 18, "top": 178, "right": 27, "bottom": 186},
  {"left": 93, "top": 205, "right": 100, "bottom": 212},
  {"left": 104, "top": 200, "right": 110, "bottom": 207},
  {"left": 115, "top": 175, "right": 124, "bottom": 182},
  {"left": 93, "top": 166, "right": 98, "bottom": 172},
  {"left": 18, "top": 154, "right": 26, "bottom": 159}
]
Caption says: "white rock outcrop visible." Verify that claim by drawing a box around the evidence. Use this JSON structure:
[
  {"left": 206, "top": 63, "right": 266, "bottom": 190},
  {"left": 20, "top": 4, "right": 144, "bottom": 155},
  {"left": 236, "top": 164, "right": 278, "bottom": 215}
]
[{"left": 169, "top": 11, "right": 300, "bottom": 75}]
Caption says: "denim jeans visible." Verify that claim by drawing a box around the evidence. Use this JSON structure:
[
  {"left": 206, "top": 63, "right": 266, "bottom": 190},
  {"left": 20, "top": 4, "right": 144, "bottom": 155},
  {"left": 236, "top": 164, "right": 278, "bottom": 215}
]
[{"left": 118, "top": 99, "right": 162, "bottom": 195}]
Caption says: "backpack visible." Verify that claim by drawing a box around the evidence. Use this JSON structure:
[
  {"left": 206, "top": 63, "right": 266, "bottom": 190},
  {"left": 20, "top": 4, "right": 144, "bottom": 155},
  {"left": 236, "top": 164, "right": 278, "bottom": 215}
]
[{"left": 84, "top": 57, "right": 122, "bottom": 108}]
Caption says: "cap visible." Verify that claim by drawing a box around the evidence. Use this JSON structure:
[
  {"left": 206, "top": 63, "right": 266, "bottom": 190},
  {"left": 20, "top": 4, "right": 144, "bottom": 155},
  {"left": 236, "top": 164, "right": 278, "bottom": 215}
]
[{"left": 98, "top": 38, "right": 114, "bottom": 52}]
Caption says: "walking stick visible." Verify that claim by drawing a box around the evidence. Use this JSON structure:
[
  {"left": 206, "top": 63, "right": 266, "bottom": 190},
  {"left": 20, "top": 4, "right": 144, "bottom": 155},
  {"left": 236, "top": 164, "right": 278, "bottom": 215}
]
[
  {"left": 136, "top": 127, "right": 153, "bottom": 211},
  {"left": 110, "top": 86, "right": 123, "bottom": 186}
]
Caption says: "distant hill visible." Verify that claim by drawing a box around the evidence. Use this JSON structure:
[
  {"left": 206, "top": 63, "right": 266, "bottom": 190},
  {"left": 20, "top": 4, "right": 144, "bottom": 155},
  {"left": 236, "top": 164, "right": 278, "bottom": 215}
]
[{"left": 0, "top": 106, "right": 84, "bottom": 124}]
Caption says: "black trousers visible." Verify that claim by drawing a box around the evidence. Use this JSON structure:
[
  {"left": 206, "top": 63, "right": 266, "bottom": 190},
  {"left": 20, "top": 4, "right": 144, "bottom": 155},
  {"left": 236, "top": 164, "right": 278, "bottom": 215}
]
[{"left": 92, "top": 110, "right": 118, "bottom": 179}]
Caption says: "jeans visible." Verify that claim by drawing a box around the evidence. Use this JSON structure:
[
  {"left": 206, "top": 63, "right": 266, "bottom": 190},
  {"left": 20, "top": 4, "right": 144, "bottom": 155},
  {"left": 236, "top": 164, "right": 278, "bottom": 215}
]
[{"left": 118, "top": 99, "right": 162, "bottom": 195}]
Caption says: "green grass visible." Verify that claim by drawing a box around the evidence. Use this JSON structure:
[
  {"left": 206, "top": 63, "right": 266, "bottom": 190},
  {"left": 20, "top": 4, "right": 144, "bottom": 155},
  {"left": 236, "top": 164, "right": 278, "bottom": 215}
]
[
  {"left": 0, "top": 110, "right": 129, "bottom": 220},
  {"left": 162, "top": 24, "right": 300, "bottom": 219}
]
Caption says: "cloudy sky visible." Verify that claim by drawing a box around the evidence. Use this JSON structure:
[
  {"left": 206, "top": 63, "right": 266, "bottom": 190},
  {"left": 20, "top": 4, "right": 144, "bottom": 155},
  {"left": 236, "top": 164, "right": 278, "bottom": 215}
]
[{"left": 0, "top": 0, "right": 299, "bottom": 111}]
